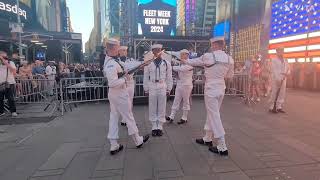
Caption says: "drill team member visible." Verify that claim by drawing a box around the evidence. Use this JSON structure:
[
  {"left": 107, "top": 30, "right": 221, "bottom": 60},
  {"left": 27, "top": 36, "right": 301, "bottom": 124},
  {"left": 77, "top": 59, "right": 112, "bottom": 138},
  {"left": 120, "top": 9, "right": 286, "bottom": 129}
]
[
  {"left": 104, "top": 38, "right": 149, "bottom": 155},
  {"left": 166, "top": 49, "right": 193, "bottom": 125},
  {"left": 118, "top": 46, "right": 141, "bottom": 126},
  {"left": 143, "top": 44, "right": 173, "bottom": 137},
  {"left": 269, "top": 47, "right": 290, "bottom": 113},
  {"left": 185, "top": 37, "right": 234, "bottom": 156}
]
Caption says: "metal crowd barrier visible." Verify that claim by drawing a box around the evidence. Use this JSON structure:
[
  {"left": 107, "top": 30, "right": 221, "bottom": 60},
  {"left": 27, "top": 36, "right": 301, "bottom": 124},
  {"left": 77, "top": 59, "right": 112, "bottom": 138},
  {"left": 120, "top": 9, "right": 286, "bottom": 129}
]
[
  {"left": 3, "top": 74, "right": 249, "bottom": 116},
  {"left": 59, "top": 74, "right": 249, "bottom": 115},
  {"left": 15, "top": 75, "right": 58, "bottom": 112},
  {"left": 225, "top": 73, "right": 248, "bottom": 96},
  {"left": 3, "top": 75, "right": 58, "bottom": 114},
  {"left": 59, "top": 77, "right": 108, "bottom": 115}
]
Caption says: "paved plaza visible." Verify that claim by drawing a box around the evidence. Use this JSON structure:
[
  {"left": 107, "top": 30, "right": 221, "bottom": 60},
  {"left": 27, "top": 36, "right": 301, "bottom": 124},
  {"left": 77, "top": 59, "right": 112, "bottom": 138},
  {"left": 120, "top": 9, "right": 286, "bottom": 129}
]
[{"left": 1, "top": 90, "right": 320, "bottom": 180}]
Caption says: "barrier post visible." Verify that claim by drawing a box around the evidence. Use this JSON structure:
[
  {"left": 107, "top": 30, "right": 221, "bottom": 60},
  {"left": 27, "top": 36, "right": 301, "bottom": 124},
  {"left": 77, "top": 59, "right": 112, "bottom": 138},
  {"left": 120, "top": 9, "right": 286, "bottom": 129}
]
[{"left": 60, "top": 79, "right": 64, "bottom": 115}]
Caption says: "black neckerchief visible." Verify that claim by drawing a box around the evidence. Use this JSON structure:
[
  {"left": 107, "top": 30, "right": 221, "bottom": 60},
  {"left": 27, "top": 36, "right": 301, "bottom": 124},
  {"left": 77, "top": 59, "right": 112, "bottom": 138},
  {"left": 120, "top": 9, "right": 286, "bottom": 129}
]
[
  {"left": 154, "top": 58, "right": 162, "bottom": 67},
  {"left": 119, "top": 56, "right": 127, "bottom": 62},
  {"left": 153, "top": 57, "right": 163, "bottom": 81},
  {"left": 112, "top": 56, "right": 125, "bottom": 72}
]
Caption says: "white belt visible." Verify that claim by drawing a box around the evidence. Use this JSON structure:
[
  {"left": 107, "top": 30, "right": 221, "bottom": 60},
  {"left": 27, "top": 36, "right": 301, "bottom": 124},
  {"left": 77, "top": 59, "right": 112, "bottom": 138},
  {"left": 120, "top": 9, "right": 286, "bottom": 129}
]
[{"left": 151, "top": 80, "right": 165, "bottom": 83}]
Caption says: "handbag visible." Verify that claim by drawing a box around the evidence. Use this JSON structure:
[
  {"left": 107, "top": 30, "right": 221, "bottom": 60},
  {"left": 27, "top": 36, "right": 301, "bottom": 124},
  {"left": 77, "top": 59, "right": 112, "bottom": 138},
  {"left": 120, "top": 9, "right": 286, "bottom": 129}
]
[{"left": 0, "top": 67, "right": 9, "bottom": 92}]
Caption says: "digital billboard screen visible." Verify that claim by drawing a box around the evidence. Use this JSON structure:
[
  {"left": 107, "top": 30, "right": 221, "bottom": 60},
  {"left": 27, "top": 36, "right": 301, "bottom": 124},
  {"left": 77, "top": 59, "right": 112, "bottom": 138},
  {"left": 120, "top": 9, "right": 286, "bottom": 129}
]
[
  {"left": 137, "top": 0, "right": 177, "bottom": 36},
  {"left": 0, "top": 0, "right": 33, "bottom": 23},
  {"left": 213, "top": 20, "right": 230, "bottom": 39},
  {"left": 268, "top": 0, "right": 320, "bottom": 60}
]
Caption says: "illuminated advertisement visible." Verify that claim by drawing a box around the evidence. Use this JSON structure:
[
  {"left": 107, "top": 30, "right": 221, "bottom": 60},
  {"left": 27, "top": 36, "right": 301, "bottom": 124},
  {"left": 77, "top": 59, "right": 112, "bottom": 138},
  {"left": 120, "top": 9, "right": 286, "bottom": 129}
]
[
  {"left": 0, "top": 0, "right": 32, "bottom": 23},
  {"left": 137, "top": 0, "right": 177, "bottom": 36},
  {"left": 269, "top": 0, "right": 320, "bottom": 62},
  {"left": 213, "top": 20, "right": 230, "bottom": 39}
]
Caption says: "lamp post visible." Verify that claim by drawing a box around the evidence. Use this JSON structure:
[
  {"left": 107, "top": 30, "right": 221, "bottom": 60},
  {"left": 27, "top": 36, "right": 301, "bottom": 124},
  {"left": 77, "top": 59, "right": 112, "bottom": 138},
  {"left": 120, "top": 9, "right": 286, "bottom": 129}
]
[{"left": 16, "top": 0, "right": 23, "bottom": 63}]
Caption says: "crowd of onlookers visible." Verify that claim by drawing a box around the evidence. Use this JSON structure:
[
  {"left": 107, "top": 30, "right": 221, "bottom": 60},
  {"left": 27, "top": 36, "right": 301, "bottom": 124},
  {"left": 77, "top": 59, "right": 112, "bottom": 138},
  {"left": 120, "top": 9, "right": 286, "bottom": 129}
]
[
  {"left": 2, "top": 48, "right": 320, "bottom": 117},
  {"left": 233, "top": 55, "right": 272, "bottom": 102},
  {"left": 234, "top": 55, "right": 320, "bottom": 103},
  {"left": 15, "top": 60, "right": 103, "bottom": 81}
]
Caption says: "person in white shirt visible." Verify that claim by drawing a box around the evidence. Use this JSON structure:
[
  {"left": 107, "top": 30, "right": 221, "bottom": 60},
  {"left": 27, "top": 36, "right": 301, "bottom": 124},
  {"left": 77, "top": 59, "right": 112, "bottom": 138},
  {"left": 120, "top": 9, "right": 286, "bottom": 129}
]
[
  {"left": 143, "top": 44, "right": 173, "bottom": 137},
  {"left": 0, "top": 51, "right": 17, "bottom": 117},
  {"left": 166, "top": 49, "right": 194, "bottom": 125},
  {"left": 185, "top": 37, "right": 234, "bottom": 156},
  {"left": 45, "top": 61, "right": 56, "bottom": 96},
  {"left": 269, "top": 47, "right": 290, "bottom": 113},
  {"left": 104, "top": 38, "right": 149, "bottom": 155}
]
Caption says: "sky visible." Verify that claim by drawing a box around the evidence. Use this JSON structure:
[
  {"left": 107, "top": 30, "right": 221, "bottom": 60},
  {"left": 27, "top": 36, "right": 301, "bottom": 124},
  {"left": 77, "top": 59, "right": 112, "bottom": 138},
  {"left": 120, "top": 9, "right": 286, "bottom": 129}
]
[{"left": 66, "top": 0, "right": 94, "bottom": 50}]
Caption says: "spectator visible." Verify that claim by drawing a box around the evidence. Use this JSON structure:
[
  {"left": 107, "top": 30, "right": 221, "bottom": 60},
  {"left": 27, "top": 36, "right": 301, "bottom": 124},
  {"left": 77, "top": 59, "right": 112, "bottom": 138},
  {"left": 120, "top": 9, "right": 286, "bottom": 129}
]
[
  {"left": 74, "top": 64, "right": 81, "bottom": 78},
  {"left": 45, "top": 61, "right": 56, "bottom": 96},
  {"left": 0, "top": 51, "right": 18, "bottom": 117},
  {"left": 18, "top": 62, "right": 32, "bottom": 79},
  {"left": 59, "top": 63, "right": 70, "bottom": 78},
  {"left": 243, "top": 56, "right": 253, "bottom": 75},
  {"left": 234, "top": 62, "right": 243, "bottom": 74},
  {"left": 260, "top": 58, "right": 272, "bottom": 97},
  {"left": 32, "top": 60, "right": 45, "bottom": 77},
  {"left": 250, "top": 57, "right": 262, "bottom": 102}
]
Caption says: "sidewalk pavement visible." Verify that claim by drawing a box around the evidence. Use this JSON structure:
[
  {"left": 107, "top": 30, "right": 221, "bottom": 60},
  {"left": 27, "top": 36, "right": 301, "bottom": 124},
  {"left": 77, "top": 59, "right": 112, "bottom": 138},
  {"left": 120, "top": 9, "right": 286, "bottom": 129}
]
[{"left": 0, "top": 90, "right": 320, "bottom": 180}]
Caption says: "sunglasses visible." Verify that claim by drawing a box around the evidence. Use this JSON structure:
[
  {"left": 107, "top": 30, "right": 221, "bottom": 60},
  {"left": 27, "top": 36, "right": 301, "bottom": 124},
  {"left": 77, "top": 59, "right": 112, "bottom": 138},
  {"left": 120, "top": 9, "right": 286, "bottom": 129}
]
[{"left": 1, "top": 56, "right": 8, "bottom": 60}]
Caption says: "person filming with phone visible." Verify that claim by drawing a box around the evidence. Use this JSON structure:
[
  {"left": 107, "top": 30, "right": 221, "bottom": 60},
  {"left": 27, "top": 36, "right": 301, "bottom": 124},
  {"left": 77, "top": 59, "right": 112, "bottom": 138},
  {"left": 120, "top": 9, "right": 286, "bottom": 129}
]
[{"left": 0, "top": 51, "right": 18, "bottom": 117}]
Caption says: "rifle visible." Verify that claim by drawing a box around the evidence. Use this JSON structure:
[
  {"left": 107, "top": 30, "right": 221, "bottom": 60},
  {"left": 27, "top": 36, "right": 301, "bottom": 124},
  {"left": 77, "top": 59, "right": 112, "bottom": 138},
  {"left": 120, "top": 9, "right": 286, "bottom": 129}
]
[
  {"left": 118, "top": 50, "right": 164, "bottom": 78},
  {"left": 272, "top": 69, "right": 289, "bottom": 112}
]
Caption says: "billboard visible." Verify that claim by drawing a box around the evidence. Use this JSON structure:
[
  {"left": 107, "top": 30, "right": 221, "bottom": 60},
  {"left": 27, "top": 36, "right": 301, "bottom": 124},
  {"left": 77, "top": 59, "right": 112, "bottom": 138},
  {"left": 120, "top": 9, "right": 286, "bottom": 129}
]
[
  {"left": 0, "top": 0, "right": 32, "bottom": 23},
  {"left": 137, "top": 0, "right": 177, "bottom": 36},
  {"left": 213, "top": 20, "right": 230, "bottom": 39},
  {"left": 268, "top": 0, "right": 320, "bottom": 61}
]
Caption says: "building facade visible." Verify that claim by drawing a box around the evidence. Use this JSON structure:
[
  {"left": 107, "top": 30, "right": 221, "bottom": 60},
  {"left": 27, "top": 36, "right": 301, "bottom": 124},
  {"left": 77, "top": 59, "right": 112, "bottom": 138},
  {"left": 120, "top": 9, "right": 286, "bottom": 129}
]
[
  {"left": 0, "top": 0, "right": 80, "bottom": 63},
  {"left": 0, "top": 0, "right": 70, "bottom": 33},
  {"left": 215, "top": 0, "right": 270, "bottom": 61},
  {"left": 183, "top": 0, "right": 217, "bottom": 36},
  {"left": 86, "top": 0, "right": 122, "bottom": 54},
  {"left": 176, "top": 0, "right": 186, "bottom": 36}
]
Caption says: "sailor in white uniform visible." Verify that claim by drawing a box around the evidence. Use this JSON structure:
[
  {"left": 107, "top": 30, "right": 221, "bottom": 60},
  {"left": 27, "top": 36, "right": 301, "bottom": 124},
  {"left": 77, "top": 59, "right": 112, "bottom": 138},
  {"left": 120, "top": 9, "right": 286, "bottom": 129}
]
[
  {"left": 185, "top": 37, "right": 234, "bottom": 156},
  {"left": 103, "top": 38, "right": 149, "bottom": 155},
  {"left": 118, "top": 46, "right": 142, "bottom": 126},
  {"left": 143, "top": 44, "right": 173, "bottom": 137},
  {"left": 166, "top": 49, "right": 194, "bottom": 125}
]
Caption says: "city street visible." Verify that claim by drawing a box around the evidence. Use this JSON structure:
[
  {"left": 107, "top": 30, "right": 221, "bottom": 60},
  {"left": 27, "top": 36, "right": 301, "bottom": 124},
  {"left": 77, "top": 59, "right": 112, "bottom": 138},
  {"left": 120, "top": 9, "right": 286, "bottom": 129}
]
[{"left": 0, "top": 90, "right": 320, "bottom": 180}]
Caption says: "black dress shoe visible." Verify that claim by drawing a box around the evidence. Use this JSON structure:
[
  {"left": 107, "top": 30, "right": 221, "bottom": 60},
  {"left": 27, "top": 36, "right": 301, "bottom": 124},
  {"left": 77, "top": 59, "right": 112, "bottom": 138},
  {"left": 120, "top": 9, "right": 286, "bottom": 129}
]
[
  {"left": 136, "top": 135, "right": 150, "bottom": 148},
  {"left": 269, "top": 109, "right": 278, "bottom": 114},
  {"left": 208, "top": 146, "right": 229, "bottom": 156},
  {"left": 152, "top": 130, "right": 158, "bottom": 137},
  {"left": 277, "top": 109, "right": 286, "bottom": 113},
  {"left": 166, "top": 116, "right": 174, "bottom": 123},
  {"left": 195, "top": 139, "right": 213, "bottom": 146},
  {"left": 177, "top": 119, "right": 187, "bottom": 125},
  {"left": 157, "top": 129, "right": 163, "bottom": 136},
  {"left": 110, "top": 144, "right": 124, "bottom": 155},
  {"left": 120, "top": 122, "right": 127, "bottom": 126}
]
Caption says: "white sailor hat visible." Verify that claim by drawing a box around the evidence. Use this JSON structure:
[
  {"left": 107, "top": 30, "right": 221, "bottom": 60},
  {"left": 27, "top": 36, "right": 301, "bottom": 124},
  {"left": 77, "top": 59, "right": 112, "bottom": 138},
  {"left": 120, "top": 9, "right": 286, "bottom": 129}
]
[
  {"left": 119, "top": 46, "right": 128, "bottom": 50},
  {"left": 48, "top": 61, "right": 55, "bottom": 63},
  {"left": 106, "top": 38, "right": 120, "bottom": 45},
  {"left": 210, "top": 37, "right": 225, "bottom": 43},
  {"left": 180, "top": 49, "right": 189, "bottom": 54},
  {"left": 151, "top": 44, "right": 163, "bottom": 49}
]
